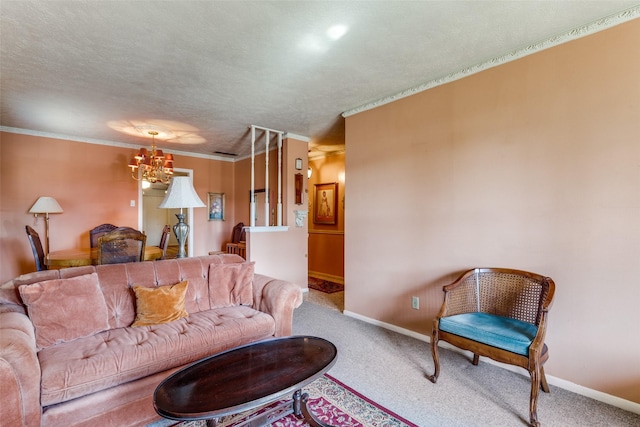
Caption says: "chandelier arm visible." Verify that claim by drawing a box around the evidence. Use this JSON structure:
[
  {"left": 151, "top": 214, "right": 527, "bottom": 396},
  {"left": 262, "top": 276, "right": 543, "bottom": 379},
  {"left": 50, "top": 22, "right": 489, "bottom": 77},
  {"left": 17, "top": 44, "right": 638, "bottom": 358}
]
[{"left": 128, "top": 130, "right": 175, "bottom": 184}]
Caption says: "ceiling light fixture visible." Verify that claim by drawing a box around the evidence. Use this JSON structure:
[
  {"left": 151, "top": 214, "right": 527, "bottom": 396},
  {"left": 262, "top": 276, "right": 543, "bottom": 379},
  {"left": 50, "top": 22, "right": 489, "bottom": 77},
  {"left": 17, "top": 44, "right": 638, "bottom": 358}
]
[
  {"left": 128, "top": 131, "right": 175, "bottom": 184},
  {"left": 327, "top": 25, "right": 348, "bottom": 40}
]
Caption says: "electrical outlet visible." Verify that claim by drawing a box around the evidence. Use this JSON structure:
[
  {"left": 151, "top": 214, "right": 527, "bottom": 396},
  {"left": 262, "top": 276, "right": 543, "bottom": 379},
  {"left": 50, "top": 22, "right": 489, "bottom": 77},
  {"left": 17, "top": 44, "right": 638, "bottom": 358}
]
[{"left": 412, "top": 296, "right": 419, "bottom": 310}]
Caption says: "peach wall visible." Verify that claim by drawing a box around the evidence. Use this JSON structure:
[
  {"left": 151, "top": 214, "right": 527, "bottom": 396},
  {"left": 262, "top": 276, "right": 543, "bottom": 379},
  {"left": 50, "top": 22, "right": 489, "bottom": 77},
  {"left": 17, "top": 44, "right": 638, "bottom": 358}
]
[
  {"left": 308, "top": 153, "right": 345, "bottom": 281},
  {"left": 0, "top": 132, "right": 236, "bottom": 283},
  {"left": 345, "top": 20, "right": 640, "bottom": 404}
]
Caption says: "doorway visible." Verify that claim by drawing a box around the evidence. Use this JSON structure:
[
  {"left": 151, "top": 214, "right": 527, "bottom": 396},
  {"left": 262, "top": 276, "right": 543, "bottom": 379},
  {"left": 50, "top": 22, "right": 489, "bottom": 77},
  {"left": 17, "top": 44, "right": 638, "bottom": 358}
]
[
  {"left": 252, "top": 189, "right": 272, "bottom": 227},
  {"left": 139, "top": 170, "right": 194, "bottom": 257}
]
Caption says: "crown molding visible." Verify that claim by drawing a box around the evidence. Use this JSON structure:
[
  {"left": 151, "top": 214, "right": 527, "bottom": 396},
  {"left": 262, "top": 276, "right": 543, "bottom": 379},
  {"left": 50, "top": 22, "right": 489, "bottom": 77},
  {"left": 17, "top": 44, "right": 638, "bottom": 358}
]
[
  {"left": 0, "top": 126, "right": 236, "bottom": 162},
  {"left": 0, "top": 125, "right": 311, "bottom": 162},
  {"left": 342, "top": 7, "right": 640, "bottom": 118},
  {"left": 284, "top": 132, "right": 311, "bottom": 143}
]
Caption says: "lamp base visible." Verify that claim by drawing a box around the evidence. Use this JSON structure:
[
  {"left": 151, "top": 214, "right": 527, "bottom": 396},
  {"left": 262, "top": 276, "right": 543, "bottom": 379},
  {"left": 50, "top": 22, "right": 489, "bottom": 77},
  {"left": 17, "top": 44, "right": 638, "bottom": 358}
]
[{"left": 173, "top": 213, "right": 189, "bottom": 258}]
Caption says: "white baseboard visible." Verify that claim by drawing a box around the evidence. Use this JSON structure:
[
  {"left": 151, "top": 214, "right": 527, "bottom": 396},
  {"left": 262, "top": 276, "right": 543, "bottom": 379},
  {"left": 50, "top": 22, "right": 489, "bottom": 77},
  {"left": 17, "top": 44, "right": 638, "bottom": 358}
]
[{"left": 343, "top": 310, "right": 640, "bottom": 415}]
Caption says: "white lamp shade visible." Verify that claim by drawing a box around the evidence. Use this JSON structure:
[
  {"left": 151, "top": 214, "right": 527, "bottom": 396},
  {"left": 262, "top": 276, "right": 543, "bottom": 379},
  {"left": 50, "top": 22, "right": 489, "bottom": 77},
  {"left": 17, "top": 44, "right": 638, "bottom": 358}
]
[
  {"left": 158, "top": 176, "right": 205, "bottom": 209},
  {"left": 29, "top": 196, "right": 63, "bottom": 214}
]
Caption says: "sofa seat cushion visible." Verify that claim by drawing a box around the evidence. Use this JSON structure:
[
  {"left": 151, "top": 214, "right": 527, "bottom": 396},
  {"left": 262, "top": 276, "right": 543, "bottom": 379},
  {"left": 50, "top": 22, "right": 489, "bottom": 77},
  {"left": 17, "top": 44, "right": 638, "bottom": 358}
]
[
  {"left": 439, "top": 312, "right": 537, "bottom": 356},
  {"left": 38, "top": 306, "right": 275, "bottom": 406}
]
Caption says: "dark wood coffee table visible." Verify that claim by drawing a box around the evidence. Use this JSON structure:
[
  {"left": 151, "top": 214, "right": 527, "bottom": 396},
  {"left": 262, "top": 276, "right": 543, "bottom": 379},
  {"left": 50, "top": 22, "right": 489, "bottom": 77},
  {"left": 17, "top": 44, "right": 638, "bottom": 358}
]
[{"left": 154, "top": 335, "right": 338, "bottom": 427}]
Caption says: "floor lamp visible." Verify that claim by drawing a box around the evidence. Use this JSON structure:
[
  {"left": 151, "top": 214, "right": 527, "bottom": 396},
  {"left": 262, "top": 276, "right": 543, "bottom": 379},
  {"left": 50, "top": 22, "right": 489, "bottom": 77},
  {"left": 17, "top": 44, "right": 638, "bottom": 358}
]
[
  {"left": 29, "top": 196, "right": 64, "bottom": 255},
  {"left": 158, "top": 176, "right": 205, "bottom": 258}
]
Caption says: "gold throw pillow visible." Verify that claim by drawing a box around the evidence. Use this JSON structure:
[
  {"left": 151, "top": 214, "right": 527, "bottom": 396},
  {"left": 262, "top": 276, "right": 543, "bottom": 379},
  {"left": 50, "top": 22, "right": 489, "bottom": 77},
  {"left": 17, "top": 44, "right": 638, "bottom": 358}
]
[{"left": 131, "top": 280, "right": 189, "bottom": 327}]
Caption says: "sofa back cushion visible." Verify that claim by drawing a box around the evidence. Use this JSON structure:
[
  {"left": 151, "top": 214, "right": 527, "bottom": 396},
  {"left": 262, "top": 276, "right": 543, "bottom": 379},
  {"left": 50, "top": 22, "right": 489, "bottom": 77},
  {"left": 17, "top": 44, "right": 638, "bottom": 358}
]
[
  {"left": 94, "top": 255, "right": 244, "bottom": 328},
  {"left": 18, "top": 272, "right": 110, "bottom": 350},
  {"left": 208, "top": 262, "right": 254, "bottom": 308},
  {"left": 7, "top": 254, "right": 248, "bottom": 331},
  {"left": 166, "top": 257, "right": 215, "bottom": 313}
]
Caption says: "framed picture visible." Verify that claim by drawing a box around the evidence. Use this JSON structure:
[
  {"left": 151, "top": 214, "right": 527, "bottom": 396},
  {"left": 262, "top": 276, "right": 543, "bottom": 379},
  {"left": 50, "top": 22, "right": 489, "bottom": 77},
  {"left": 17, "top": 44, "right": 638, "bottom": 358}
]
[
  {"left": 313, "top": 182, "right": 338, "bottom": 225},
  {"left": 207, "top": 192, "right": 225, "bottom": 221}
]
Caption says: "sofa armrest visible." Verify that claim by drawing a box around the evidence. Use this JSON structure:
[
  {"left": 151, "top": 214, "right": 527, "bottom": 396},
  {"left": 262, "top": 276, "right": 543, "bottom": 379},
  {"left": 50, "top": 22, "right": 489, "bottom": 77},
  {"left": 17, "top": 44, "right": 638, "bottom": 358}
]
[
  {"left": 253, "top": 274, "right": 303, "bottom": 337},
  {"left": 0, "top": 311, "right": 42, "bottom": 427}
]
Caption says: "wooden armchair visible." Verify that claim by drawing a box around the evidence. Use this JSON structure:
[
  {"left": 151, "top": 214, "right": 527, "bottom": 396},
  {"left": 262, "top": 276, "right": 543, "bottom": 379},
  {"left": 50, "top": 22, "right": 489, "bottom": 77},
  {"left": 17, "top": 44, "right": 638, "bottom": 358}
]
[
  {"left": 427, "top": 268, "right": 555, "bottom": 427},
  {"left": 96, "top": 227, "right": 146, "bottom": 265},
  {"left": 225, "top": 222, "right": 246, "bottom": 259}
]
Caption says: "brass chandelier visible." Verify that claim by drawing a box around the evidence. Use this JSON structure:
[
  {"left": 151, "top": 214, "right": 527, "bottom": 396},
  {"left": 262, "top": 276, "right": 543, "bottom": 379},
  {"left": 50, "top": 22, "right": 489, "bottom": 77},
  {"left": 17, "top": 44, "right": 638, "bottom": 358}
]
[{"left": 128, "top": 131, "right": 175, "bottom": 184}]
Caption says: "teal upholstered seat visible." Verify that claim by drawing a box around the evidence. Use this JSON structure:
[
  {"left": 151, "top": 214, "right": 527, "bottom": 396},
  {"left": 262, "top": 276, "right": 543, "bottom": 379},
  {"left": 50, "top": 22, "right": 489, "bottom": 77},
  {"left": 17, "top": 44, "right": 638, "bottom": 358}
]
[{"left": 439, "top": 313, "right": 538, "bottom": 356}]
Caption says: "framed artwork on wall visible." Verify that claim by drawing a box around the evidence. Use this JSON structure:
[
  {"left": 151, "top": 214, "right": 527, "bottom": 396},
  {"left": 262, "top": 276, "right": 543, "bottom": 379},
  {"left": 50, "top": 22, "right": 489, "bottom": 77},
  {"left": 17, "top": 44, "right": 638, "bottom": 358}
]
[
  {"left": 295, "top": 173, "right": 303, "bottom": 205},
  {"left": 313, "top": 182, "right": 338, "bottom": 225},
  {"left": 207, "top": 192, "right": 225, "bottom": 221}
]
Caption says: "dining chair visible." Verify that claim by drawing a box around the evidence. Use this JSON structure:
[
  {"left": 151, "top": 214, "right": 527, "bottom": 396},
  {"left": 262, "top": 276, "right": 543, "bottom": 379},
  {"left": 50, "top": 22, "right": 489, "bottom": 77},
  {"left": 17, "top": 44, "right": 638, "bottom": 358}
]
[
  {"left": 25, "top": 225, "right": 47, "bottom": 271},
  {"left": 96, "top": 227, "right": 146, "bottom": 265},
  {"left": 90, "top": 223, "right": 118, "bottom": 248},
  {"left": 230, "top": 222, "right": 246, "bottom": 244},
  {"left": 225, "top": 222, "right": 246, "bottom": 258},
  {"left": 159, "top": 224, "right": 171, "bottom": 259}
]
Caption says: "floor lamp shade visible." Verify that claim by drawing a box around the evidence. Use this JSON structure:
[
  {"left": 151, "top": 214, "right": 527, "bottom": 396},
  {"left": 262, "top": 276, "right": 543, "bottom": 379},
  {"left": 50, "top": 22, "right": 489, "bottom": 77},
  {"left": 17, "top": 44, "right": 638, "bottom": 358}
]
[
  {"left": 29, "top": 196, "right": 63, "bottom": 255},
  {"left": 29, "top": 197, "right": 64, "bottom": 215},
  {"left": 158, "top": 177, "right": 205, "bottom": 258}
]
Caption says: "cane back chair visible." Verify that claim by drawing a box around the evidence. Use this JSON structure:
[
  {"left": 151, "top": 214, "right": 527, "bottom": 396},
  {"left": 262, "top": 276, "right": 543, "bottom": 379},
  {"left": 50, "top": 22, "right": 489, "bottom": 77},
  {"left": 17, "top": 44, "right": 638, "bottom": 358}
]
[
  {"left": 428, "top": 268, "right": 555, "bottom": 427},
  {"left": 90, "top": 223, "right": 118, "bottom": 248},
  {"left": 96, "top": 227, "right": 146, "bottom": 265}
]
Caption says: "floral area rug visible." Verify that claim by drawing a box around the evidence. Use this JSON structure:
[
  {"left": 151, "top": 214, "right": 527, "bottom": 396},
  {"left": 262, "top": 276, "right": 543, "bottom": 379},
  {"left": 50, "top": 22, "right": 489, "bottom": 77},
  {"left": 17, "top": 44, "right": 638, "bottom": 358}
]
[
  {"left": 171, "top": 374, "right": 416, "bottom": 427},
  {"left": 308, "top": 277, "right": 344, "bottom": 294}
]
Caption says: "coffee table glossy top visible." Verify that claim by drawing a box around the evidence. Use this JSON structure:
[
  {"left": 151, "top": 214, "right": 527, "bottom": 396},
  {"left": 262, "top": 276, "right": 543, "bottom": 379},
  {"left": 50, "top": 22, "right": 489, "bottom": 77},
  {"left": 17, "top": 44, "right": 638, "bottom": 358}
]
[{"left": 154, "top": 335, "right": 337, "bottom": 421}]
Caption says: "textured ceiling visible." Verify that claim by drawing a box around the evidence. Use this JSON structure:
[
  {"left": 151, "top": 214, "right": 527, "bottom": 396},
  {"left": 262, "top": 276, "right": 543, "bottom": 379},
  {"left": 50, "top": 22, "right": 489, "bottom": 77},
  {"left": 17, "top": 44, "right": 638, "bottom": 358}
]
[{"left": 1, "top": 1, "right": 638, "bottom": 160}]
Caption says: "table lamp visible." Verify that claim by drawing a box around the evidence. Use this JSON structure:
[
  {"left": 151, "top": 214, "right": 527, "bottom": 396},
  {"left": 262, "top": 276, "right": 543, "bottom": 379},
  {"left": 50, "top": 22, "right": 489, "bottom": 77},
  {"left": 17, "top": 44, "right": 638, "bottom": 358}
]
[
  {"left": 29, "top": 196, "right": 64, "bottom": 255},
  {"left": 158, "top": 176, "right": 205, "bottom": 258}
]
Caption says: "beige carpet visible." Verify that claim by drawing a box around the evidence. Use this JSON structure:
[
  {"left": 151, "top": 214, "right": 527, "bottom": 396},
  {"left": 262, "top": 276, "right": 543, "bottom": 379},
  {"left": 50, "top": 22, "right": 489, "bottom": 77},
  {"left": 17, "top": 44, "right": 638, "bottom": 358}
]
[
  {"left": 305, "top": 288, "right": 344, "bottom": 312},
  {"left": 292, "top": 301, "right": 640, "bottom": 426},
  {"left": 149, "top": 296, "right": 640, "bottom": 426}
]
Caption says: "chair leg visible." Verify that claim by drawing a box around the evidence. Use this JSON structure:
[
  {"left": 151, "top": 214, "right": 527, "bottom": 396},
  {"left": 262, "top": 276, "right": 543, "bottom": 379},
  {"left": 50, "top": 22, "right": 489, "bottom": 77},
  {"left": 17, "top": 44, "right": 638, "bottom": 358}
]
[
  {"left": 472, "top": 354, "right": 480, "bottom": 365},
  {"left": 427, "top": 329, "right": 440, "bottom": 383},
  {"left": 528, "top": 364, "right": 542, "bottom": 427},
  {"left": 540, "top": 366, "right": 550, "bottom": 393}
]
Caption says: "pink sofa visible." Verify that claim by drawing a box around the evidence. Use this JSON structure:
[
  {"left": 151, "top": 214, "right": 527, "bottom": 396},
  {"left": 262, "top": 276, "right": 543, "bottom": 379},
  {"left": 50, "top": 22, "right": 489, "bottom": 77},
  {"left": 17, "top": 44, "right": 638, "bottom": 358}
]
[{"left": 0, "top": 254, "right": 303, "bottom": 427}]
